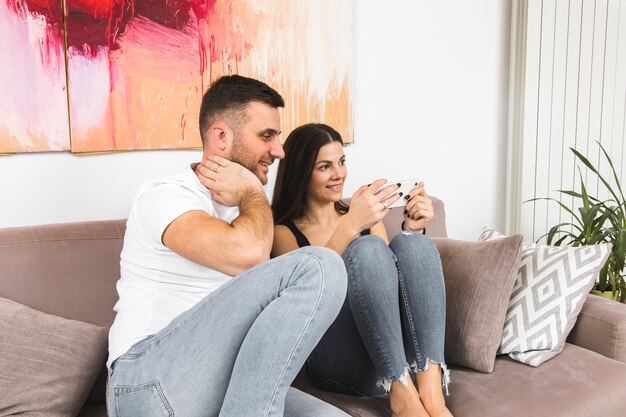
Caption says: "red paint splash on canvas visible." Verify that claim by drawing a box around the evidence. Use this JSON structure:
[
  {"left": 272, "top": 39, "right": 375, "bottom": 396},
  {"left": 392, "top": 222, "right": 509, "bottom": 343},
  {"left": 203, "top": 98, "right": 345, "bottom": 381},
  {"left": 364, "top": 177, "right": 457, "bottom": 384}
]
[
  {"left": 7, "top": 0, "right": 250, "bottom": 150},
  {"left": 12, "top": 0, "right": 231, "bottom": 69},
  {"left": 4, "top": 0, "right": 354, "bottom": 152}
]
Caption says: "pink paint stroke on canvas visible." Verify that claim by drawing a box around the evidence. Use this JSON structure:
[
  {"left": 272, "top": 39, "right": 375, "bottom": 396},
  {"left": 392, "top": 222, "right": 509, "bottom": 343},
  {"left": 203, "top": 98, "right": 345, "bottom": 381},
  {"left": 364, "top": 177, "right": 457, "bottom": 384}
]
[
  {"left": 66, "top": 0, "right": 354, "bottom": 152},
  {"left": 0, "top": 0, "right": 70, "bottom": 152},
  {"left": 1, "top": 0, "right": 353, "bottom": 153},
  {"left": 0, "top": 0, "right": 354, "bottom": 152},
  {"left": 65, "top": 0, "right": 248, "bottom": 151}
]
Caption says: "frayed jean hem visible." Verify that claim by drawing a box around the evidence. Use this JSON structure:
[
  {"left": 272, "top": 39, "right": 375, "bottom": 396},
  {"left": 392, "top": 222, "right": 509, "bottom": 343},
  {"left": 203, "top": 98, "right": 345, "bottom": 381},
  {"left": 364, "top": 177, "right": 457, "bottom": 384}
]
[
  {"left": 375, "top": 365, "right": 412, "bottom": 394},
  {"left": 409, "top": 359, "right": 451, "bottom": 396}
]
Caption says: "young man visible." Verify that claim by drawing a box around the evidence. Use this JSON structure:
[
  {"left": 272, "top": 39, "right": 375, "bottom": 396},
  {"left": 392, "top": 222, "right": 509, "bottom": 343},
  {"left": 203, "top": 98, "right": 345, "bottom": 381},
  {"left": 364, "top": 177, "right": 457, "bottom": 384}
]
[{"left": 106, "top": 75, "right": 349, "bottom": 417}]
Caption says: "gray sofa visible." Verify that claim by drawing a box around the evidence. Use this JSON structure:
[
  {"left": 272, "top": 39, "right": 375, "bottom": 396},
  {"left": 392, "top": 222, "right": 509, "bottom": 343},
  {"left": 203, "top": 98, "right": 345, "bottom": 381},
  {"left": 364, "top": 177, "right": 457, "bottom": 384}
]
[{"left": 1, "top": 198, "right": 626, "bottom": 417}]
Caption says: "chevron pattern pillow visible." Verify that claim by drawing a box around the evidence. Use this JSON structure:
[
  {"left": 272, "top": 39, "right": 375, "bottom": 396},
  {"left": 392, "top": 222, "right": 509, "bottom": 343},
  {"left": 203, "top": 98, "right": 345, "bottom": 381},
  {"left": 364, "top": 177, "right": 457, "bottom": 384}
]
[{"left": 479, "top": 228, "right": 611, "bottom": 366}]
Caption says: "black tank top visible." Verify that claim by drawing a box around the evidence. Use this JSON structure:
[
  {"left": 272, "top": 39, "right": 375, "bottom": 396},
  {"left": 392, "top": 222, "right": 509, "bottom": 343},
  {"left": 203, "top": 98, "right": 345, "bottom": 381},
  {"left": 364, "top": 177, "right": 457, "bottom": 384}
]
[{"left": 285, "top": 221, "right": 370, "bottom": 248}]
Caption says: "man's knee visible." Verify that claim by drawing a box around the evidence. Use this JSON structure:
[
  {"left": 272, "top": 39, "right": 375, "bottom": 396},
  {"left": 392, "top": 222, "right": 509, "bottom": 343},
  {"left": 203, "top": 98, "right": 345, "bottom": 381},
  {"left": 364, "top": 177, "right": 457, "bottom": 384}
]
[{"left": 293, "top": 246, "right": 347, "bottom": 296}]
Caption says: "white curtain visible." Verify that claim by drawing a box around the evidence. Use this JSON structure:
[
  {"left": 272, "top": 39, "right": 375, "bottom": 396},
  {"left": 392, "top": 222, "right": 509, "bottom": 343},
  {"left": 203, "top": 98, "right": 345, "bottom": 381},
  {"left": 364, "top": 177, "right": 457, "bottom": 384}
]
[{"left": 507, "top": 0, "right": 626, "bottom": 241}]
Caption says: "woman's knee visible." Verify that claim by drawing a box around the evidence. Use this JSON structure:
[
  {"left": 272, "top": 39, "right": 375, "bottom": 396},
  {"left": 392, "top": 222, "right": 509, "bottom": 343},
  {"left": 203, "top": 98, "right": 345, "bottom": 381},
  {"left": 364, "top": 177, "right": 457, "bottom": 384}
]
[
  {"left": 343, "top": 235, "right": 396, "bottom": 277},
  {"left": 390, "top": 232, "right": 438, "bottom": 259},
  {"left": 389, "top": 234, "right": 444, "bottom": 289},
  {"left": 344, "top": 235, "right": 390, "bottom": 259},
  {"left": 342, "top": 235, "right": 398, "bottom": 293}
]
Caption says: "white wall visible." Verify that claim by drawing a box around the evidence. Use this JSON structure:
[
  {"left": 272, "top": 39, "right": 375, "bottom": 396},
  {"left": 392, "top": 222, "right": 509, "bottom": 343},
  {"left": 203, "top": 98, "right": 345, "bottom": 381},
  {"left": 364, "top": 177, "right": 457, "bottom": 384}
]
[{"left": 0, "top": 0, "right": 511, "bottom": 240}]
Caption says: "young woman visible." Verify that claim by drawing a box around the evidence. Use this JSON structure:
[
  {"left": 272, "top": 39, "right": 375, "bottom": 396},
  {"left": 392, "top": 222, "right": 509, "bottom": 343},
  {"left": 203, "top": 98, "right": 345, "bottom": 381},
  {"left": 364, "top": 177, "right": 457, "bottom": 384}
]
[{"left": 271, "top": 124, "right": 452, "bottom": 417}]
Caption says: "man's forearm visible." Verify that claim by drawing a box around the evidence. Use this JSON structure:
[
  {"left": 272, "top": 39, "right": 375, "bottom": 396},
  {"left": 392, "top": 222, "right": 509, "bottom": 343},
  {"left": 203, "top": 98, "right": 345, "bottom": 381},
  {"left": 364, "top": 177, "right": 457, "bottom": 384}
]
[{"left": 232, "top": 188, "right": 274, "bottom": 261}]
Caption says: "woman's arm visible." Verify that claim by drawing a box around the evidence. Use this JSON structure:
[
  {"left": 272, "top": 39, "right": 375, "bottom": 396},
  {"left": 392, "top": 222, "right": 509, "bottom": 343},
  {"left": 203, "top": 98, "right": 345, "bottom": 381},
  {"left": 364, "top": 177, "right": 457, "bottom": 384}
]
[
  {"left": 273, "top": 221, "right": 365, "bottom": 257},
  {"left": 324, "top": 219, "right": 390, "bottom": 254},
  {"left": 271, "top": 225, "right": 300, "bottom": 257},
  {"left": 370, "top": 221, "right": 390, "bottom": 245},
  {"left": 324, "top": 180, "right": 399, "bottom": 254},
  {"left": 274, "top": 181, "right": 401, "bottom": 256},
  {"left": 323, "top": 219, "right": 363, "bottom": 255}
]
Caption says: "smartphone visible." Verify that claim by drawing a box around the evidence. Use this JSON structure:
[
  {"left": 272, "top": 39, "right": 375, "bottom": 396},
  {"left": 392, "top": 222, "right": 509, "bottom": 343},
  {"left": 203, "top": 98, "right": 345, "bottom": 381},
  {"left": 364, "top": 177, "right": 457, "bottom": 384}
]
[{"left": 376, "top": 180, "right": 420, "bottom": 209}]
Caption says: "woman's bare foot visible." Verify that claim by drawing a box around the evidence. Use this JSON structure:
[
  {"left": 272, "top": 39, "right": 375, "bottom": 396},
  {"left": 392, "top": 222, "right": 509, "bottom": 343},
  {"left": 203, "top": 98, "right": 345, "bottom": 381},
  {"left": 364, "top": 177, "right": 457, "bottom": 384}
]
[
  {"left": 419, "top": 393, "right": 453, "bottom": 417},
  {"left": 415, "top": 364, "right": 453, "bottom": 417},
  {"left": 389, "top": 374, "right": 429, "bottom": 417}
]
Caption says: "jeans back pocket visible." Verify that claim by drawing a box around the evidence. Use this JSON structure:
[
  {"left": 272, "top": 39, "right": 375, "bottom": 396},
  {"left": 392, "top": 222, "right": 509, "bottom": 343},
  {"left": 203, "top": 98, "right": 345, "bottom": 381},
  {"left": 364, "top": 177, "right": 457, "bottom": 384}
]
[{"left": 113, "top": 380, "right": 174, "bottom": 417}]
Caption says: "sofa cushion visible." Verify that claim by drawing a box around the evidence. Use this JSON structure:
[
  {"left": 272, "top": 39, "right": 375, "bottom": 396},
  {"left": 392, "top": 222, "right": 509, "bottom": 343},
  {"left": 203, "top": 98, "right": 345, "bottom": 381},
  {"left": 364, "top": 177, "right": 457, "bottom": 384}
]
[
  {"left": 568, "top": 294, "right": 626, "bottom": 363},
  {"left": 293, "top": 343, "right": 626, "bottom": 417},
  {"left": 446, "top": 343, "right": 626, "bottom": 417},
  {"left": 0, "top": 297, "right": 108, "bottom": 417},
  {"left": 0, "top": 219, "right": 125, "bottom": 328},
  {"left": 480, "top": 228, "right": 611, "bottom": 366},
  {"left": 433, "top": 235, "right": 524, "bottom": 373}
]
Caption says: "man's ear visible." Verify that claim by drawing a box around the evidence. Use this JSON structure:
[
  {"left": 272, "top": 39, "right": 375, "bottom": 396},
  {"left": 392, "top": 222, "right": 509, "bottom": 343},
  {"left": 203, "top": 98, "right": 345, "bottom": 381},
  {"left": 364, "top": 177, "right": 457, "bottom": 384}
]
[{"left": 209, "top": 123, "right": 229, "bottom": 151}]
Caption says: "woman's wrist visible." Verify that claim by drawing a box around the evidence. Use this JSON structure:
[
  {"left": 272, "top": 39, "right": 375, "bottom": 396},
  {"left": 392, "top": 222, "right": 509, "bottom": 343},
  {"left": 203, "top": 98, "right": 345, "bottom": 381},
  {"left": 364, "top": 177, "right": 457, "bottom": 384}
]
[
  {"left": 401, "top": 220, "right": 425, "bottom": 234},
  {"left": 339, "top": 215, "right": 362, "bottom": 242}
]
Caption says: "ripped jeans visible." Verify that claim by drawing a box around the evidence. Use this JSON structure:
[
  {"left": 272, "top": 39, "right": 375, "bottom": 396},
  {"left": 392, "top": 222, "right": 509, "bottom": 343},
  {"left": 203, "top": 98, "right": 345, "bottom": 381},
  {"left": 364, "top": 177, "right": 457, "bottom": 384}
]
[{"left": 306, "top": 233, "right": 449, "bottom": 396}]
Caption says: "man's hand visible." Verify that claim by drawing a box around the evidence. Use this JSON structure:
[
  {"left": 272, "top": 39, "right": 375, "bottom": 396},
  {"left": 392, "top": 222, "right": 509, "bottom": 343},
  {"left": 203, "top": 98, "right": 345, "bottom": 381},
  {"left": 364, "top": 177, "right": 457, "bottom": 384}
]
[
  {"left": 166, "top": 155, "right": 273, "bottom": 275},
  {"left": 404, "top": 182, "right": 434, "bottom": 231},
  {"left": 195, "top": 155, "right": 264, "bottom": 206}
]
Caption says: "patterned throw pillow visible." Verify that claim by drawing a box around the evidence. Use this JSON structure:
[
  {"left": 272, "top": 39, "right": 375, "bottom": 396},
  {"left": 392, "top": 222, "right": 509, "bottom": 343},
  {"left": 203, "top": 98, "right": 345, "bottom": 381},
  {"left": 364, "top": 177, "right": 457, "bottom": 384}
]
[{"left": 479, "top": 228, "right": 611, "bottom": 366}]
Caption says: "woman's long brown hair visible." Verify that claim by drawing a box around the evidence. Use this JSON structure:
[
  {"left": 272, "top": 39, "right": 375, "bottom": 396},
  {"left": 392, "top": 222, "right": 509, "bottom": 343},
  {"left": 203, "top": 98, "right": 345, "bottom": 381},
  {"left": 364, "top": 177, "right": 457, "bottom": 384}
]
[{"left": 272, "top": 123, "right": 349, "bottom": 225}]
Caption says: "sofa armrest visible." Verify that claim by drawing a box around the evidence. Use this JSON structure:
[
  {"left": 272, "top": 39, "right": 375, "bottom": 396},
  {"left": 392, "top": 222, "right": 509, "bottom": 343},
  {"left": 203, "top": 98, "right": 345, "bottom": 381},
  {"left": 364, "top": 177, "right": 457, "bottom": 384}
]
[{"left": 567, "top": 294, "right": 626, "bottom": 364}]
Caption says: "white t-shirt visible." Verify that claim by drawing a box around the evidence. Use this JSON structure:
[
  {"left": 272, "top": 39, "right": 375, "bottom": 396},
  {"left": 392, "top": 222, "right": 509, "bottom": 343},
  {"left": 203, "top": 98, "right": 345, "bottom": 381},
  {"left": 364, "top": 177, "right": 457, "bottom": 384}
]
[{"left": 107, "top": 166, "right": 239, "bottom": 368}]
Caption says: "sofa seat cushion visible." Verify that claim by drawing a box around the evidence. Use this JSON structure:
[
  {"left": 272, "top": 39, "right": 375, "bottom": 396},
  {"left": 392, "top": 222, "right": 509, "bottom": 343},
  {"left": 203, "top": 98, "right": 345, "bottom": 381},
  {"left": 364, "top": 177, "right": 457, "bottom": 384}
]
[
  {"left": 447, "top": 343, "right": 626, "bottom": 417},
  {"left": 293, "top": 343, "right": 626, "bottom": 417}
]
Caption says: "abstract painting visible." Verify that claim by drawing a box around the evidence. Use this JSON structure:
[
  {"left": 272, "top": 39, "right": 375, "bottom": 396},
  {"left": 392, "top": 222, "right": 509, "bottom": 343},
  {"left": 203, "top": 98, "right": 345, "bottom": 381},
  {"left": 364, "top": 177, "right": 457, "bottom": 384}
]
[
  {"left": 66, "top": 0, "right": 354, "bottom": 152},
  {"left": 1, "top": 0, "right": 354, "bottom": 153},
  {"left": 0, "top": 0, "right": 70, "bottom": 152}
]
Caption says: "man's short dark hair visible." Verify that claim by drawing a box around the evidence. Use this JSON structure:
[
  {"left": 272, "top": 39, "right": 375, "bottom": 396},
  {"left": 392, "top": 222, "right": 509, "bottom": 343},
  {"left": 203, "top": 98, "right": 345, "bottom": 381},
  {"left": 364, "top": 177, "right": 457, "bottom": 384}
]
[{"left": 199, "top": 75, "right": 285, "bottom": 145}]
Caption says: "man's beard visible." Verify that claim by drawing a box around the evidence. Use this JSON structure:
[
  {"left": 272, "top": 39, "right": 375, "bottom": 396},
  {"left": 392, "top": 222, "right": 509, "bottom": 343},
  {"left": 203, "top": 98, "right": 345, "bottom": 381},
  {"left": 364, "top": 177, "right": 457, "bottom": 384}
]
[{"left": 229, "top": 134, "right": 264, "bottom": 183}]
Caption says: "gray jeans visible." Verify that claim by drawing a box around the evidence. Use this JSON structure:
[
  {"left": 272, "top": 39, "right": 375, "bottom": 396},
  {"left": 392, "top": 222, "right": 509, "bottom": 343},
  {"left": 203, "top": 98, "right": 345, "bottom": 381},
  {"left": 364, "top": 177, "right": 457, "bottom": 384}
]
[
  {"left": 307, "top": 233, "right": 449, "bottom": 396},
  {"left": 107, "top": 247, "right": 349, "bottom": 417}
]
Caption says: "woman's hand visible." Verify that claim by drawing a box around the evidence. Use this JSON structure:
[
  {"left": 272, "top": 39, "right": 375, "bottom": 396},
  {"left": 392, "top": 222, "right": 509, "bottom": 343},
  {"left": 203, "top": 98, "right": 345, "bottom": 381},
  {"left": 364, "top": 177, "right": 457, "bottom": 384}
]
[
  {"left": 343, "top": 179, "right": 402, "bottom": 234},
  {"left": 324, "top": 179, "right": 401, "bottom": 255},
  {"left": 403, "top": 182, "right": 434, "bottom": 231}
]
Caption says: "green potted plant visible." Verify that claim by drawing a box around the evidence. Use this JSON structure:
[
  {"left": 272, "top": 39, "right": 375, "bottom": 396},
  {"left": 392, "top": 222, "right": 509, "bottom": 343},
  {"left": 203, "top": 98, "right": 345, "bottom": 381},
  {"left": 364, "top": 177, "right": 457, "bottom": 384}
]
[{"left": 531, "top": 141, "right": 626, "bottom": 302}]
